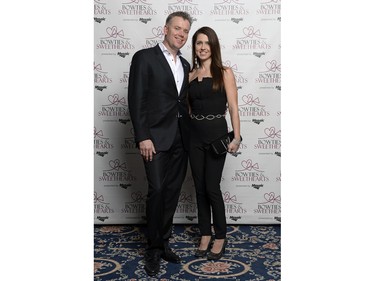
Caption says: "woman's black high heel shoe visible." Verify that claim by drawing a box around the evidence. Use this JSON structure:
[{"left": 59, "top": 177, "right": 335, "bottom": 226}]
[
  {"left": 194, "top": 236, "right": 213, "bottom": 258},
  {"left": 207, "top": 239, "right": 227, "bottom": 260}
]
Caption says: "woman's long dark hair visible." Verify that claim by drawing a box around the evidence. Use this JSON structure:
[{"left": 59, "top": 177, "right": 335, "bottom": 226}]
[{"left": 191, "top": 26, "right": 225, "bottom": 92}]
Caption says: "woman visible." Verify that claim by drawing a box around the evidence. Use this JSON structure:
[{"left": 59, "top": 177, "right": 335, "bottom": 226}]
[{"left": 188, "top": 26, "right": 241, "bottom": 260}]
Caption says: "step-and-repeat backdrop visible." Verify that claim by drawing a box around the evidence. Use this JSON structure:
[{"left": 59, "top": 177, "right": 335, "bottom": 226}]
[{"left": 94, "top": 0, "right": 281, "bottom": 225}]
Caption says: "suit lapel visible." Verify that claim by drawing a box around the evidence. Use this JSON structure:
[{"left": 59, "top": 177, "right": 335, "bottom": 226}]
[
  {"left": 180, "top": 57, "right": 190, "bottom": 97},
  {"left": 154, "top": 45, "right": 190, "bottom": 97},
  {"left": 153, "top": 46, "right": 177, "bottom": 92}
]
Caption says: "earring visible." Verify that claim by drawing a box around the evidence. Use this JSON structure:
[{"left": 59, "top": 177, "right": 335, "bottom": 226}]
[{"left": 195, "top": 56, "right": 199, "bottom": 69}]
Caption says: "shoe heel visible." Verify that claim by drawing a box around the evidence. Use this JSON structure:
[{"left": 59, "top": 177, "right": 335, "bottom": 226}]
[
  {"left": 194, "top": 236, "right": 213, "bottom": 258},
  {"left": 207, "top": 239, "right": 226, "bottom": 260}
]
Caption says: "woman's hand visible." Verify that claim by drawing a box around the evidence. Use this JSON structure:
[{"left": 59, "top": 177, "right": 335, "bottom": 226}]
[{"left": 228, "top": 138, "right": 241, "bottom": 154}]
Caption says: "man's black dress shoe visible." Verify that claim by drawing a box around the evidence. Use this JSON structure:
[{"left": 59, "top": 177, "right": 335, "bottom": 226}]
[
  {"left": 144, "top": 250, "right": 161, "bottom": 277},
  {"left": 161, "top": 247, "right": 181, "bottom": 263}
]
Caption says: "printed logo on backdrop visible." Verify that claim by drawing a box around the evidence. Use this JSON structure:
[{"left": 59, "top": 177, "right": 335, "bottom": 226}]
[
  {"left": 94, "top": 17, "right": 106, "bottom": 24},
  {"left": 233, "top": 26, "right": 271, "bottom": 52},
  {"left": 223, "top": 191, "right": 247, "bottom": 222},
  {"left": 231, "top": 159, "right": 269, "bottom": 183},
  {"left": 252, "top": 184, "right": 264, "bottom": 190},
  {"left": 256, "top": 60, "right": 281, "bottom": 83},
  {"left": 255, "top": 126, "right": 281, "bottom": 150},
  {"left": 96, "top": 26, "right": 135, "bottom": 53},
  {"left": 211, "top": 0, "right": 249, "bottom": 16},
  {"left": 176, "top": 191, "right": 197, "bottom": 219},
  {"left": 94, "top": 127, "right": 114, "bottom": 156},
  {"left": 142, "top": 26, "right": 164, "bottom": 48},
  {"left": 119, "top": 117, "right": 131, "bottom": 125},
  {"left": 276, "top": 172, "right": 281, "bottom": 182},
  {"left": 121, "top": 191, "right": 146, "bottom": 216},
  {"left": 94, "top": 192, "right": 114, "bottom": 215},
  {"left": 257, "top": 0, "right": 281, "bottom": 17},
  {"left": 118, "top": 0, "right": 157, "bottom": 17},
  {"left": 99, "top": 159, "right": 136, "bottom": 188},
  {"left": 118, "top": 52, "right": 130, "bottom": 58},
  {"left": 96, "top": 216, "right": 110, "bottom": 222},
  {"left": 223, "top": 61, "right": 248, "bottom": 86},
  {"left": 253, "top": 52, "right": 266, "bottom": 58},
  {"left": 165, "top": 0, "right": 203, "bottom": 16},
  {"left": 94, "top": 63, "right": 112, "bottom": 91},
  {"left": 254, "top": 192, "right": 281, "bottom": 216},
  {"left": 121, "top": 128, "right": 137, "bottom": 152},
  {"left": 98, "top": 94, "right": 130, "bottom": 121},
  {"left": 238, "top": 93, "right": 270, "bottom": 119},
  {"left": 120, "top": 71, "right": 129, "bottom": 88},
  {"left": 94, "top": 0, "right": 111, "bottom": 16}
]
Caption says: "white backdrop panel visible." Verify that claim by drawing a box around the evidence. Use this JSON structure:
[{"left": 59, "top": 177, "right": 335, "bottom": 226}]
[{"left": 94, "top": 0, "right": 281, "bottom": 225}]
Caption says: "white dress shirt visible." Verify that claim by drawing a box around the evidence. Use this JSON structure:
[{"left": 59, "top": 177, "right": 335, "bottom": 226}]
[{"left": 159, "top": 43, "right": 184, "bottom": 95}]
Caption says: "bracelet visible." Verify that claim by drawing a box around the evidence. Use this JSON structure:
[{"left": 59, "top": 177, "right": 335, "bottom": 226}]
[{"left": 232, "top": 138, "right": 241, "bottom": 145}]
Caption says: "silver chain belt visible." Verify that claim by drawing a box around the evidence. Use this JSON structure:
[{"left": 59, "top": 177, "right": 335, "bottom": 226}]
[{"left": 190, "top": 114, "right": 226, "bottom": 121}]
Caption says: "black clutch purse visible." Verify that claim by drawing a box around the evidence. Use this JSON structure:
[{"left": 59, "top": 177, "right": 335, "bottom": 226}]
[{"left": 210, "top": 131, "right": 242, "bottom": 155}]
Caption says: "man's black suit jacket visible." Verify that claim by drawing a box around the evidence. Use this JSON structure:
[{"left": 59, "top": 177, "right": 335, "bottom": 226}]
[{"left": 128, "top": 45, "right": 191, "bottom": 151}]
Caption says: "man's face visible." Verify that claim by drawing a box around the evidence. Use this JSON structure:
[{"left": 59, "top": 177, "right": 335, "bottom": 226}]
[{"left": 163, "top": 16, "right": 191, "bottom": 52}]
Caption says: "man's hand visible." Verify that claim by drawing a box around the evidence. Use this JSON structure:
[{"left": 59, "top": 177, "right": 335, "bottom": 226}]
[{"left": 139, "top": 139, "right": 156, "bottom": 162}]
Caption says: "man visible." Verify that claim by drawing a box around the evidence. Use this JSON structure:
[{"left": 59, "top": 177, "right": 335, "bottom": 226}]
[{"left": 128, "top": 11, "right": 193, "bottom": 277}]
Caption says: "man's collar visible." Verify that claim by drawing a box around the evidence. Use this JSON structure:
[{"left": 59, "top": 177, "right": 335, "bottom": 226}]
[{"left": 159, "top": 42, "right": 182, "bottom": 57}]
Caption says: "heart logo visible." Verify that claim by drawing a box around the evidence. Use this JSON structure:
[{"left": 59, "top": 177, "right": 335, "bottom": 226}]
[
  {"left": 131, "top": 191, "right": 145, "bottom": 203},
  {"left": 105, "top": 26, "right": 124, "bottom": 38},
  {"left": 109, "top": 159, "right": 121, "bottom": 170},
  {"left": 242, "top": 94, "right": 260, "bottom": 105},
  {"left": 265, "top": 60, "right": 281, "bottom": 72},
  {"left": 152, "top": 26, "right": 163, "bottom": 38},
  {"left": 264, "top": 127, "right": 280, "bottom": 138},
  {"left": 241, "top": 159, "right": 257, "bottom": 170},
  {"left": 107, "top": 94, "right": 126, "bottom": 106},
  {"left": 263, "top": 192, "right": 281, "bottom": 204},
  {"left": 242, "top": 26, "right": 261, "bottom": 38},
  {"left": 223, "top": 191, "right": 237, "bottom": 203}
]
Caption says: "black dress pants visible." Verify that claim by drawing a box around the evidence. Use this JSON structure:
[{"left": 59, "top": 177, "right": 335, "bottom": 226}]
[
  {"left": 189, "top": 144, "right": 227, "bottom": 239},
  {"left": 143, "top": 128, "right": 188, "bottom": 251}
]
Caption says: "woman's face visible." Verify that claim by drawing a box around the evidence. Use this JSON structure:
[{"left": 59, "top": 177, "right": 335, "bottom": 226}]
[{"left": 195, "top": 33, "right": 211, "bottom": 61}]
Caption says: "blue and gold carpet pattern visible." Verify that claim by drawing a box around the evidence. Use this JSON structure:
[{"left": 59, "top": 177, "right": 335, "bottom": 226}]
[{"left": 94, "top": 224, "right": 281, "bottom": 280}]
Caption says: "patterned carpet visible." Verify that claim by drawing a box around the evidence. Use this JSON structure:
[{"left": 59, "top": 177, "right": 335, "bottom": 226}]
[{"left": 94, "top": 224, "right": 281, "bottom": 280}]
